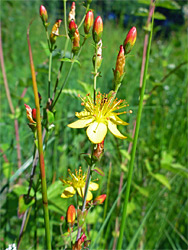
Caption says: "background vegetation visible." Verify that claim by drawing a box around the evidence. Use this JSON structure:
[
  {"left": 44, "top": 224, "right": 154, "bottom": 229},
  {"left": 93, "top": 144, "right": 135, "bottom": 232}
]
[{"left": 0, "top": 0, "right": 187, "bottom": 249}]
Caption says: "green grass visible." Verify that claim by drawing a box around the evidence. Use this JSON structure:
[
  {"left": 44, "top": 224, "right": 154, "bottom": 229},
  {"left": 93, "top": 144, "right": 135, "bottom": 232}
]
[{"left": 0, "top": 1, "right": 187, "bottom": 249}]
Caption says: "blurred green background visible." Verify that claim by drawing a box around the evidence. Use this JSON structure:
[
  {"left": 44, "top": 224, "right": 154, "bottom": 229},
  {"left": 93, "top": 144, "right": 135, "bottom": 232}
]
[{"left": 0, "top": 0, "right": 187, "bottom": 249}]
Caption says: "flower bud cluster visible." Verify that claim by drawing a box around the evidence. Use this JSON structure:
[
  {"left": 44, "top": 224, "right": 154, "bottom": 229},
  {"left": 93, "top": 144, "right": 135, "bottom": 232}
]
[{"left": 69, "top": 20, "right": 80, "bottom": 55}]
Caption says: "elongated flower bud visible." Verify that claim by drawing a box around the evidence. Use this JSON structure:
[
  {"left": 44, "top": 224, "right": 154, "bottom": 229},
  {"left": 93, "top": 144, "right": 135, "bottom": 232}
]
[
  {"left": 67, "top": 205, "right": 76, "bottom": 226},
  {"left": 68, "top": 2, "right": 76, "bottom": 22},
  {"left": 69, "top": 20, "right": 77, "bottom": 37},
  {"left": 93, "top": 16, "right": 103, "bottom": 43},
  {"left": 39, "top": 5, "right": 48, "bottom": 24},
  {"left": 50, "top": 19, "right": 62, "bottom": 46},
  {"left": 72, "top": 28, "right": 80, "bottom": 55},
  {"left": 93, "top": 39, "right": 102, "bottom": 70},
  {"left": 123, "top": 26, "right": 137, "bottom": 54},
  {"left": 93, "top": 194, "right": 106, "bottom": 205},
  {"left": 24, "top": 104, "right": 36, "bottom": 124},
  {"left": 114, "top": 45, "right": 125, "bottom": 84},
  {"left": 84, "top": 11, "right": 94, "bottom": 34}
]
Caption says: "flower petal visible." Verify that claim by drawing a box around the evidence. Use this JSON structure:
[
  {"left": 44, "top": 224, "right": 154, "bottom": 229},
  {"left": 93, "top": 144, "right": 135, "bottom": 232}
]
[
  {"left": 86, "top": 191, "right": 93, "bottom": 201},
  {"left": 86, "top": 121, "right": 107, "bottom": 144},
  {"left": 108, "top": 120, "right": 127, "bottom": 139},
  {"left": 89, "top": 182, "right": 99, "bottom": 191},
  {"left": 61, "top": 186, "right": 76, "bottom": 198},
  {"left": 77, "top": 187, "right": 85, "bottom": 198},
  {"left": 68, "top": 118, "right": 93, "bottom": 128},
  {"left": 110, "top": 114, "right": 129, "bottom": 125}
]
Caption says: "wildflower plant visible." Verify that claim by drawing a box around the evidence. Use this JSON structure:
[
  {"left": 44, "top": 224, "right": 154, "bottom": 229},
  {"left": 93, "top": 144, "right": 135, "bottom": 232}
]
[{"left": 19, "top": 0, "right": 144, "bottom": 249}]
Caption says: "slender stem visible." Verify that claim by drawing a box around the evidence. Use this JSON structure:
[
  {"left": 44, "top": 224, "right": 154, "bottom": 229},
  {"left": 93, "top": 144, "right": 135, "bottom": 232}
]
[
  {"left": 27, "top": 21, "right": 51, "bottom": 250},
  {"left": 78, "top": 4, "right": 90, "bottom": 29},
  {"left": 117, "top": 8, "right": 155, "bottom": 250},
  {"left": 48, "top": 51, "right": 53, "bottom": 99},
  {"left": 93, "top": 44, "right": 98, "bottom": 103}
]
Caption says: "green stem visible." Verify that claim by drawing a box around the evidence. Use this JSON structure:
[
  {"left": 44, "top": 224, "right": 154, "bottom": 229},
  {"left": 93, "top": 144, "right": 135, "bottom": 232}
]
[
  {"left": 27, "top": 22, "right": 51, "bottom": 250},
  {"left": 78, "top": 4, "right": 90, "bottom": 29},
  {"left": 48, "top": 51, "right": 53, "bottom": 99},
  {"left": 116, "top": 10, "right": 154, "bottom": 250},
  {"left": 93, "top": 44, "right": 98, "bottom": 103},
  {"left": 64, "top": 0, "right": 68, "bottom": 38},
  {"left": 76, "top": 146, "right": 95, "bottom": 240}
]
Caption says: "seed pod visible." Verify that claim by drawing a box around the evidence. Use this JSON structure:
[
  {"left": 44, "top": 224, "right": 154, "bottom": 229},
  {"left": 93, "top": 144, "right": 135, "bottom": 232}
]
[
  {"left": 50, "top": 19, "right": 62, "bottom": 46},
  {"left": 68, "top": 2, "right": 76, "bottom": 22}
]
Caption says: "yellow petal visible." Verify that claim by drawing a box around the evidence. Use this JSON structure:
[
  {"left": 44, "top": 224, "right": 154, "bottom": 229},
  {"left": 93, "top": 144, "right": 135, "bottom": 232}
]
[
  {"left": 108, "top": 120, "right": 127, "bottom": 139},
  {"left": 68, "top": 118, "right": 93, "bottom": 128},
  {"left": 86, "top": 191, "right": 93, "bottom": 201},
  {"left": 110, "top": 114, "right": 129, "bottom": 125},
  {"left": 61, "top": 186, "right": 76, "bottom": 198},
  {"left": 89, "top": 182, "right": 99, "bottom": 191},
  {"left": 77, "top": 188, "right": 93, "bottom": 201},
  {"left": 86, "top": 122, "right": 107, "bottom": 144},
  {"left": 77, "top": 187, "right": 85, "bottom": 198}
]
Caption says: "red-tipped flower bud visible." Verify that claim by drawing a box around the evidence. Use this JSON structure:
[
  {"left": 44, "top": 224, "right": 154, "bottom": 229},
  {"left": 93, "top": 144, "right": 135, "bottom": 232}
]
[
  {"left": 123, "top": 26, "right": 137, "bottom": 54},
  {"left": 69, "top": 20, "right": 77, "bottom": 36},
  {"left": 68, "top": 2, "right": 76, "bottom": 22},
  {"left": 93, "top": 194, "right": 106, "bottom": 205},
  {"left": 84, "top": 11, "right": 94, "bottom": 34},
  {"left": 93, "top": 16, "right": 103, "bottom": 43},
  {"left": 24, "top": 104, "right": 36, "bottom": 124},
  {"left": 66, "top": 205, "right": 76, "bottom": 226},
  {"left": 50, "top": 19, "right": 62, "bottom": 45},
  {"left": 60, "top": 216, "right": 65, "bottom": 222},
  {"left": 115, "top": 45, "right": 125, "bottom": 77},
  {"left": 39, "top": 5, "right": 48, "bottom": 24},
  {"left": 32, "top": 109, "right": 36, "bottom": 121}
]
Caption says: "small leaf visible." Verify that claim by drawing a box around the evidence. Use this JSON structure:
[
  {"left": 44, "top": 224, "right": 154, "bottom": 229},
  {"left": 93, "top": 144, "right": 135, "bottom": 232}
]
[
  {"left": 93, "top": 167, "right": 105, "bottom": 176},
  {"left": 145, "top": 159, "right": 152, "bottom": 172},
  {"left": 150, "top": 173, "right": 171, "bottom": 190},
  {"left": 127, "top": 201, "right": 136, "bottom": 215},
  {"left": 120, "top": 149, "right": 130, "bottom": 161},
  {"left": 47, "top": 110, "right": 55, "bottom": 125},
  {"left": 84, "top": 155, "right": 92, "bottom": 165},
  {"left": 18, "top": 195, "right": 34, "bottom": 218},
  {"left": 2, "top": 162, "right": 12, "bottom": 179},
  {"left": 133, "top": 183, "right": 149, "bottom": 197}
]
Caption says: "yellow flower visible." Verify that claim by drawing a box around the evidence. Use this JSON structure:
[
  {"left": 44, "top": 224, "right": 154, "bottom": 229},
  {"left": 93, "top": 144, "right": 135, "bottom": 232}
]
[
  {"left": 68, "top": 92, "right": 131, "bottom": 144},
  {"left": 60, "top": 168, "right": 99, "bottom": 201}
]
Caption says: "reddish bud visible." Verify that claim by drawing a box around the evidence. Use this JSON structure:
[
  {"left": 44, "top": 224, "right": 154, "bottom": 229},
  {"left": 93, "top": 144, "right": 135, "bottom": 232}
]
[
  {"left": 123, "top": 26, "right": 137, "bottom": 54},
  {"left": 93, "top": 194, "right": 106, "bottom": 205},
  {"left": 69, "top": 20, "right": 77, "bottom": 36},
  {"left": 24, "top": 104, "right": 36, "bottom": 124},
  {"left": 68, "top": 2, "right": 76, "bottom": 22},
  {"left": 66, "top": 205, "right": 76, "bottom": 226},
  {"left": 60, "top": 216, "right": 65, "bottom": 222},
  {"left": 84, "top": 11, "right": 94, "bottom": 34},
  {"left": 72, "top": 234, "right": 87, "bottom": 250},
  {"left": 50, "top": 19, "right": 62, "bottom": 45},
  {"left": 93, "top": 16, "right": 103, "bottom": 43},
  {"left": 39, "top": 5, "right": 48, "bottom": 24},
  {"left": 32, "top": 109, "right": 36, "bottom": 121}
]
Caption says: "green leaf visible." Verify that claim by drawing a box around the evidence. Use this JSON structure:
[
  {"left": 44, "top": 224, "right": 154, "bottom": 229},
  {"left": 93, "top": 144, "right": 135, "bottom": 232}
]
[
  {"left": 150, "top": 173, "right": 171, "bottom": 190},
  {"left": 138, "top": 0, "right": 180, "bottom": 9},
  {"left": 127, "top": 201, "right": 136, "bottom": 215},
  {"left": 135, "top": 8, "right": 166, "bottom": 20},
  {"left": 93, "top": 167, "right": 105, "bottom": 176},
  {"left": 120, "top": 149, "right": 130, "bottom": 161},
  {"left": 18, "top": 195, "right": 34, "bottom": 218},
  {"left": 61, "top": 89, "right": 85, "bottom": 98},
  {"left": 145, "top": 159, "right": 152, "bottom": 172},
  {"left": 47, "top": 180, "right": 64, "bottom": 199},
  {"left": 133, "top": 183, "right": 149, "bottom": 197},
  {"left": 60, "top": 58, "right": 80, "bottom": 65},
  {"left": 2, "top": 162, "right": 12, "bottom": 179}
]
